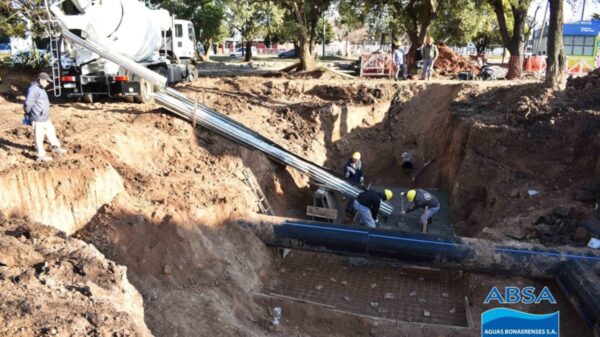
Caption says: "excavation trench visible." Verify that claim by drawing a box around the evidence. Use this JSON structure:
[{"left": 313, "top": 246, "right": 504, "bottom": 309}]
[{"left": 1, "top": 75, "right": 599, "bottom": 336}]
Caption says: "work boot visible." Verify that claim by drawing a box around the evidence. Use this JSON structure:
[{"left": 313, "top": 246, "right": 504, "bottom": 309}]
[
  {"left": 52, "top": 146, "right": 67, "bottom": 154},
  {"left": 37, "top": 155, "right": 53, "bottom": 162}
]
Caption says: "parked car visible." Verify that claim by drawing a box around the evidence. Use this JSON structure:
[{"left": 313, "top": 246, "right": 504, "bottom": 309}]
[
  {"left": 230, "top": 47, "right": 257, "bottom": 58},
  {"left": 278, "top": 49, "right": 298, "bottom": 58}
]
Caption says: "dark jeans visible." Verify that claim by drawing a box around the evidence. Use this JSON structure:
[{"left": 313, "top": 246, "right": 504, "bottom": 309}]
[{"left": 394, "top": 64, "right": 407, "bottom": 80}]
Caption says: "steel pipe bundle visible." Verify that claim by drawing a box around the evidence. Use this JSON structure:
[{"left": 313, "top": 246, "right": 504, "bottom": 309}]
[
  {"left": 155, "top": 89, "right": 394, "bottom": 215},
  {"left": 237, "top": 216, "right": 600, "bottom": 279}
]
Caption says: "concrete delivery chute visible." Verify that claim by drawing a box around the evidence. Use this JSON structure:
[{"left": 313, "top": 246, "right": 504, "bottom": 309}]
[{"left": 46, "top": 0, "right": 394, "bottom": 216}]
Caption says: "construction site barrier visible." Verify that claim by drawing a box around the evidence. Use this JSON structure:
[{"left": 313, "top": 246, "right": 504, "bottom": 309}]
[{"left": 360, "top": 53, "right": 393, "bottom": 77}]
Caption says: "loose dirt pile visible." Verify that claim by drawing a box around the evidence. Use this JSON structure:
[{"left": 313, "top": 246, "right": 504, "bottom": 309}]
[
  {"left": 0, "top": 215, "right": 151, "bottom": 337},
  {"left": 566, "top": 67, "right": 600, "bottom": 109},
  {"left": 435, "top": 45, "right": 480, "bottom": 77}
]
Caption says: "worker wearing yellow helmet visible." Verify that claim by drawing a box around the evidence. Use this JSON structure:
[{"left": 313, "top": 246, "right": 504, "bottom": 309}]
[
  {"left": 405, "top": 189, "right": 440, "bottom": 225},
  {"left": 344, "top": 151, "right": 364, "bottom": 185},
  {"left": 353, "top": 189, "right": 393, "bottom": 228}
]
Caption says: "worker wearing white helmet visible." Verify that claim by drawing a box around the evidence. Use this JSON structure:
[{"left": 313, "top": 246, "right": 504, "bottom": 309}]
[
  {"left": 405, "top": 189, "right": 440, "bottom": 225},
  {"left": 344, "top": 151, "right": 364, "bottom": 185},
  {"left": 353, "top": 189, "right": 393, "bottom": 228}
]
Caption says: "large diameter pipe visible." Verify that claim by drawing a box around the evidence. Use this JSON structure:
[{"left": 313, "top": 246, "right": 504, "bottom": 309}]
[
  {"left": 555, "top": 260, "right": 600, "bottom": 335},
  {"left": 155, "top": 89, "right": 394, "bottom": 215},
  {"left": 237, "top": 216, "right": 600, "bottom": 279}
]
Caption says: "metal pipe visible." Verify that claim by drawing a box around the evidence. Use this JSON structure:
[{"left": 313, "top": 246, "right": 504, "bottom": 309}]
[
  {"left": 400, "top": 151, "right": 413, "bottom": 172},
  {"left": 555, "top": 260, "right": 600, "bottom": 335},
  {"left": 155, "top": 89, "right": 394, "bottom": 215},
  {"left": 237, "top": 216, "right": 600, "bottom": 279}
]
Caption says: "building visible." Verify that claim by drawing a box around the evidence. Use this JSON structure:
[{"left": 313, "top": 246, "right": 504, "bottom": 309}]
[{"left": 532, "top": 20, "right": 600, "bottom": 75}]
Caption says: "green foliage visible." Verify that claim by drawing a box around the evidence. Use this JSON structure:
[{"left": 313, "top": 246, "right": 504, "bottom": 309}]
[
  {"left": 227, "top": 1, "right": 283, "bottom": 42},
  {"left": 429, "top": 0, "right": 480, "bottom": 45},
  {"left": 12, "top": 48, "right": 51, "bottom": 70},
  {"left": 429, "top": 0, "right": 501, "bottom": 50},
  {"left": 1, "top": 0, "right": 48, "bottom": 39},
  {"left": 315, "top": 19, "right": 334, "bottom": 44},
  {"left": 195, "top": 2, "right": 228, "bottom": 53},
  {"left": 471, "top": 11, "right": 503, "bottom": 53},
  {"left": 268, "top": 16, "right": 300, "bottom": 44}
]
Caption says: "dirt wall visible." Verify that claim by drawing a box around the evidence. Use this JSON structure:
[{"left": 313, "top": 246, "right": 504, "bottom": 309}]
[{"left": 0, "top": 215, "right": 151, "bottom": 337}]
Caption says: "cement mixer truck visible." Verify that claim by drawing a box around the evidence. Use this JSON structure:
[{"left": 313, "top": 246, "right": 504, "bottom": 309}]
[{"left": 47, "top": 0, "right": 198, "bottom": 103}]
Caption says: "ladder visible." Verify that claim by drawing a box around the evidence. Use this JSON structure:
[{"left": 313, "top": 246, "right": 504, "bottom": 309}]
[
  {"left": 49, "top": 35, "right": 62, "bottom": 97},
  {"left": 241, "top": 168, "right": 275, "bottom": 216},
  {"left": 44, "top": 0, "right": 62, "bottom": 97}
]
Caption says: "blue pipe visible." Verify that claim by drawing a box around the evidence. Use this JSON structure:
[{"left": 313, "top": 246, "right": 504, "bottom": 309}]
[{"left": 240, "top": 218, "right": 600, "bottom": 278}]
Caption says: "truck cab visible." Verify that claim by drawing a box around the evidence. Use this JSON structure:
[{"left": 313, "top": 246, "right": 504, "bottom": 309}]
[{"left": 169, "top": 19, "right": 196, "bottom": 61}]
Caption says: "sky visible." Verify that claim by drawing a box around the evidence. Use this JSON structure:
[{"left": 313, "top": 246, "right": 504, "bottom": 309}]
[{"left": 528, "top": 0, "right": 600, "bottom": 26}]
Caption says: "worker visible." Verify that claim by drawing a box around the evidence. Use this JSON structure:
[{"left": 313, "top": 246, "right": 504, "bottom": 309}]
[
  {"left": 24, "top": 72, "right": 67, "bottom": 162},
  {"left": 405, "top": 189, "right": 440, "bottom": 225},
  {"left": 392, "top": 47, "right": 407, "bottom": 81},
  {"left": 344, "top": 151, "right": 364, "bottom": 185},
  {"left": 420, "top": 36, "right": 439, "bottom": 81},
  {"left": 353, "top": 189, "right": 393, "bottom": 228}
]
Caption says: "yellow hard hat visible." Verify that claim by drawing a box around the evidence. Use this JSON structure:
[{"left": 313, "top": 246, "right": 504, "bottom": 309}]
[
  {"left": 384, "top": 189, "right": 393, "bottom": 201},
  {"left": 407, "top": 189, "right": 416, "bottom": 202},
  {"left": 352, "top": 152, "right": 361, "bottom": 160}
]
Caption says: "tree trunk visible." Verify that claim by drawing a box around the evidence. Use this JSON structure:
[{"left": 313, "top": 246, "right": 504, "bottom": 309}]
[
  {"left": 291, "top": 1, "right": 316, "bottom": 71},
  {"left": 506, "top": 40, "right": 524, "bottom": 80},
  {"left": 298, "top": 29, "right": 316, "bottom": 71},
  {"left": 245, "top": 40, "right": 253, "bottom": 62},
  {"left": 490, "top": 0, "right": 527, "bottom": 79},
  {"left": 545, "top": 0, "right": 565, "bottom": 89},
  {"left": 406, "top": 32, "right": 420, "bottom": 74},
  {"left": 203, "top": 38, "right": 213, "bottom": 58}
]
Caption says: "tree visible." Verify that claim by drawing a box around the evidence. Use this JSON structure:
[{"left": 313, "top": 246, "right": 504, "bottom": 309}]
[
  {"left": 430, "top": 0, "right": 481, "bottom": 46},
  {"left": 471, "top": 3, "right": 503, "bottom": 57},
  {"left": 195, "top": 3, "right": 228, "bottom": 58},
  {"left": 337, "top": 0, "right": 438, "bottom": 71},
  {"left": 545, "top": 0, "right": 565, "bottom": 89},
  {"left": 315, "top": 18, "right": 334, "bottom": 44},
  {"left": 392, "top": 0, "right": 438, "bottom": 72},
  {"left": 488, "top": 0, "right": 532, "bottom": 79},
  {"left": 227, "top": 1, "right": 283, "bottom": 61},
  {"left": 271, "top": 0, "right": 334, "bottom": 71},
  {"left": 335, "top": 0, "right": 365, "bottom": 55},
  {"left": 1, "top": 0, "right": 49, "bottom": 39}
]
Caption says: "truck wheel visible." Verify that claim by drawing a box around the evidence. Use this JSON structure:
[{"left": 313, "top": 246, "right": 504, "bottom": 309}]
[
  {"left": 82, "top": 93, "right": 94, "bottom": 103},
  {"left": 134, "top": 79, "right": 154, "bottom": 104}
]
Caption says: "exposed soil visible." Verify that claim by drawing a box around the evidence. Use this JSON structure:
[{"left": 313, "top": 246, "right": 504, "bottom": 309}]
[
  {"left": 435, "top": 45, "right": 480, "bottom": 77},
  {"left": 0, "top": 215, "right": 151, "bottom": 337},
  {"left": 1, "top": 66, "right": 599, "bottom": 336}
]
